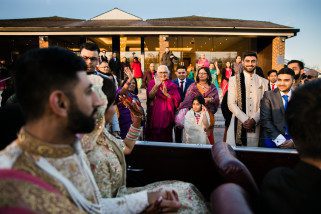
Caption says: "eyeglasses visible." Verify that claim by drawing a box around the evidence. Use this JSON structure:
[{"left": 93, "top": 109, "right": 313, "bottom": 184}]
[
  {"left": 177, "top": 72, "right": 186, "bottom": 74},
  {"left": 81, "top": 56, "right": 98, "bottom": 61},
  {"left": 302, "top": 74, "right": 316, "bottom": 79},
  {"left": 198, "top": 72, "right": 207, "bottom": 75}
]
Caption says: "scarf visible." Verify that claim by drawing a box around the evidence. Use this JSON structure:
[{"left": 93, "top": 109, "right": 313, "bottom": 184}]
[{"left": 234, "top": 72, "right": 247, "bottom": 146}]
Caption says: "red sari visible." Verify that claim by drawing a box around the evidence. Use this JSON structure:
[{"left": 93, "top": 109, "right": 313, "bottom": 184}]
[{"left": 221, "top": 68, "right": 233, "bottom": 96}]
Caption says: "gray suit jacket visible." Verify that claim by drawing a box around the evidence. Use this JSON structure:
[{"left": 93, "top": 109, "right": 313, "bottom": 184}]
[{"left": 260, "top": 88, "right": 287, "bottom": 140}]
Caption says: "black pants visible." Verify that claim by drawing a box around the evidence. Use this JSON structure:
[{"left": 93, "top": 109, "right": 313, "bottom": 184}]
[{"left": 174, "top": 126, "right": 183, "bottom": 143}]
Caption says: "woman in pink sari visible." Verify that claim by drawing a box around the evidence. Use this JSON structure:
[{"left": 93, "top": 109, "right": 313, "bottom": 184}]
[
  {"left": 145, "top": 65, "right": 181, "bottom": 142},
  {"left": 221, "top": 61, "right": 235, "bottom": 97}
]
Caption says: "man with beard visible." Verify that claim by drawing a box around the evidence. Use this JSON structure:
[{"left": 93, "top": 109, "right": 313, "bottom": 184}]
[
  {"left": 287, "top": 59, "right": 305, "bottom": 89},
  {"left": 0, "top": 47, "right": 180, "bottom": 213},
  {"left": 226, "top": 52, "right": 268, "bottom": 147}
]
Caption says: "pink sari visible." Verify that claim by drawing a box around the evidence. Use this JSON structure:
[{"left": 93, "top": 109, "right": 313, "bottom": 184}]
[{"left": 146, "top": 79, "right": 181, "bottom": 142}]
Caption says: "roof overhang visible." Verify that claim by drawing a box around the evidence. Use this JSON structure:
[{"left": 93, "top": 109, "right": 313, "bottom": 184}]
[{"left": 0, "top": 26, "right": 299, "bottom": 37}]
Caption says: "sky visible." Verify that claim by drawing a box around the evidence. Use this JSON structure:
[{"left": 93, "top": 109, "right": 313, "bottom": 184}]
[{"left": 0, "top": 0, "right": 320, "bottom": 70}]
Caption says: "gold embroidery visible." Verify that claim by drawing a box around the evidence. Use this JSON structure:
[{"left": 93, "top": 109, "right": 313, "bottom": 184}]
[
  {"left": 16, "top": 128, "right": 74, "bottom": 158},
  {"left": 0, "top": 179, "right": 85, "bottom": 213},
  {"left": 236, "top": 73, "right": 243, "bottom": 145},
  {"left": 13, "top": 153, "right": 69, "bottom": 197}
]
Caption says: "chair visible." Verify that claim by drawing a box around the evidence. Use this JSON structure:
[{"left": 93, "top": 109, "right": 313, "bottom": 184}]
[
  {"left": 210, "top": 142, "right": 260, "bottom": 213},
  {"left": 211, "top": 183, "right": 253, "bottom": 214},
  {"left": 211, "top": 142, "right": 259, "bottom": 197}
]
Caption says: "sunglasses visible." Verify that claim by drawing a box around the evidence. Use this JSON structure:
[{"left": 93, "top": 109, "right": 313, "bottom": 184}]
[
  {"left": 302, "top": 74, "right": 316, "bottom": 79},
  {"left": 82, "top": 56, "right": 98, "bottom": 61}
]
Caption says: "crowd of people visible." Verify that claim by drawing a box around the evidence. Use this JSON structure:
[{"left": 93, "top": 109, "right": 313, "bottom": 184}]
[
  {"left": 1, "top": 43, "right": 320, "bottom": 147},
  {"left": 0, "top": 40, "right": 320, "bottom": 213}
]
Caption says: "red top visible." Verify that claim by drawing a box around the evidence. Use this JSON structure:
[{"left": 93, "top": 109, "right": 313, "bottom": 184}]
[{"left": 131, "top": 61, "right": 143, "bottom": 78}]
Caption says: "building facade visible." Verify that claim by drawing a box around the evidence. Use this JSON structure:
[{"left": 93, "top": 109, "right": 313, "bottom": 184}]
[{"left": 0, "top": 8, "right": 299, "bottom": 74}]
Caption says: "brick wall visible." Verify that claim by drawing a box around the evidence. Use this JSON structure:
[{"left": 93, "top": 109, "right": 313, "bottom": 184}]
[{"left": 272, "top": 37, "right": 285, "bottom": 71}]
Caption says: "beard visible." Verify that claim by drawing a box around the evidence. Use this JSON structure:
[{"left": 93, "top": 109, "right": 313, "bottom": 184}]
[
  {"left": 243, "top": 66, "right": 255, "bottom": 73},
  {"left": 67, "top": 102, "right": 97, "bottom": 134}
]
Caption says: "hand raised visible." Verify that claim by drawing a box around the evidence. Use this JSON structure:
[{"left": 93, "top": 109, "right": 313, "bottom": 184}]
[
  {"left": 124, "top": 67, "right": 133, "bottom": 80},
  {"left": 154, "top": 75, "right": 162, "bottom": 86}
]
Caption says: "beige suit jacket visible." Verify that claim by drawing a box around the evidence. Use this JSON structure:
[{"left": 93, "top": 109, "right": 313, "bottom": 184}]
[{"left": 226, "top": 72, "right": 269, "bottom": 147}]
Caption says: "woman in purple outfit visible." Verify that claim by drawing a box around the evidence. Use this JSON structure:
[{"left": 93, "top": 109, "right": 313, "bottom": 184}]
[{"left": 116, "top": 67, "right": 143, "bottom": 139}]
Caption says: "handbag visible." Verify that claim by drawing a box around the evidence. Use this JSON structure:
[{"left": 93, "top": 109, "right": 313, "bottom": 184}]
[{"left": 175, "top": 108, "right": 188, "bottom": 128}]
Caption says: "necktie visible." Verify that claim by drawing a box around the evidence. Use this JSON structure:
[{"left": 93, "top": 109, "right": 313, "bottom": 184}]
[
  {"left": 272, "top": 84, "right": 275, "bottom": 90},
  {"left": 180, "top": 80, "right": 184, "bottom": 91},
  {"left": 282, "top": 95, "right": 289, "bottom": 110}
]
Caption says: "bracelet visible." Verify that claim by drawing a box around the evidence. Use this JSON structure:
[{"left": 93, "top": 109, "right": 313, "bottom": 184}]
[{"left": 125, "top": 125, "right": 143, "bottom": 141}]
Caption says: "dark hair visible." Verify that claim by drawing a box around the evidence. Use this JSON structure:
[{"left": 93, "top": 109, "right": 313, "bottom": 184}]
[
  {"left": 133, "top": 57, "right": 139, "bottom": 61},
  {"left": 256, "top": 66, "right": 265, "bottom": 78},
  {"left": 277, "top": 67, "right": 295, "bottom": 78},
  {"left": 287, "top": 60, "right": 304, "bottom": 70},
  {"left": 196, "top": 67, "right": 212, "bottom": 85},
  {"left": 122, "top": 77, "right": 138, "bottom": 95},
  {"left": 193, "top": 95, "right": 205, "bottom": 105},
  {"left": 102, "top": 78, "right": 116, "bottom": 109},
  {"left": 176, "top": 65, "right": 186, "bottom": 71},
  {"left": 286, "top": 79, "right": 321, "bottom": 159},
  {"left": 80, "top": 42, "right": 100, "bottom": 54},
  {"left": 242, "top": 51, "right": 257, "bottom": 59},
  {"left": 267, "top": 69, "right": 277, "bottom": 76},
  {"left": 14, "top": 47, "right": 86, "bottom": 121}
]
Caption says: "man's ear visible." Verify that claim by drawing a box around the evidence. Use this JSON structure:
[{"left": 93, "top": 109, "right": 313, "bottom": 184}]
[{"left": 49, "top": 91, "right": 70, "bottom": 117}]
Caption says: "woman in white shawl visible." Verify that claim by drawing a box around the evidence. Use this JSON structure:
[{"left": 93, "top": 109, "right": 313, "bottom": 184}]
[{"left": 183, "top": 95, "right": 210, "bottom": 144}]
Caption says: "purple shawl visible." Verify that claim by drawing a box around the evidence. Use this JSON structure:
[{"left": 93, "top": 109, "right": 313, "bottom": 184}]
[{"left": 179, "top": 82, "right": 219, "bottom": 115}]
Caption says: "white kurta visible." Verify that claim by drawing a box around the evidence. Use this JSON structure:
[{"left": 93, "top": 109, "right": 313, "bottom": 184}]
[
  {"left": 226, "top": 71, "right": 268, "bottom": 147},
  {"left": 183, "top": 109, "right": 210, "bottom": 144}
]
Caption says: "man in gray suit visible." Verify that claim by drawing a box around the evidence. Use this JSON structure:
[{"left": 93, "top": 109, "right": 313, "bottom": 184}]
[{"left": 260, "top": 68, "right": 295, "bottom": 148}]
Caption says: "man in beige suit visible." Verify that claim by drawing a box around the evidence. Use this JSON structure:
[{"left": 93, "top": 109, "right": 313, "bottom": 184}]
[{"left": 226, "top": 52, "right": 268, "bottom": 147}]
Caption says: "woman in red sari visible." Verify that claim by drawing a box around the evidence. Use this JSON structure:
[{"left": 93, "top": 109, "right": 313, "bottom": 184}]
[
  {"left": 179, "top": 67, "right": 219, "bottom": 144},
  {"left": 221, "top": 61, "right": 235, "bottom": 97},
  {"left": 145, "top": 65, "right": 181, "bottom": 142}
]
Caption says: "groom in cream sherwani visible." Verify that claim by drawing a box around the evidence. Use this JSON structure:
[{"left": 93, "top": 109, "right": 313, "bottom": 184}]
[{"left": 226, "top": 52, "right": 268, "bottom": 147}]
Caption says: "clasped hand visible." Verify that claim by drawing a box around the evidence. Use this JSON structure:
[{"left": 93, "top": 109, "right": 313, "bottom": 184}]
[
  {"left": 146, "top": 190, "right": 181, "bottom": 213},
  {"left": 243, "top": 118, "right": 256, "bottom": 132}
]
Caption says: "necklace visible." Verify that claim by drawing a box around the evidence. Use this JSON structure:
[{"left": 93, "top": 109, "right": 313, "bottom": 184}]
[{"left": 198, "top": 83, "right": 209, "bottom": 90}]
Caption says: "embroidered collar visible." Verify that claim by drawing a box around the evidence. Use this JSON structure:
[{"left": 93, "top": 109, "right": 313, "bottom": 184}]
[{"left": 17, "top": 128, "right": 75, "bottom": 158}]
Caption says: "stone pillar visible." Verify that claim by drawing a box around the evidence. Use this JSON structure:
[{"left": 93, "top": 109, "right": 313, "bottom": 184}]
[
  {"left": 159, "top": 35, "right": 169, "bottom": 62},
  {"left": 272, "top": 37, "right": 285, "bottom": 71},
  {"left": 39, "top": 36, "right": 49, "bottom": 48},
  {"left": 141, "top": 36, "right": 145, "bottom": 72}
]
